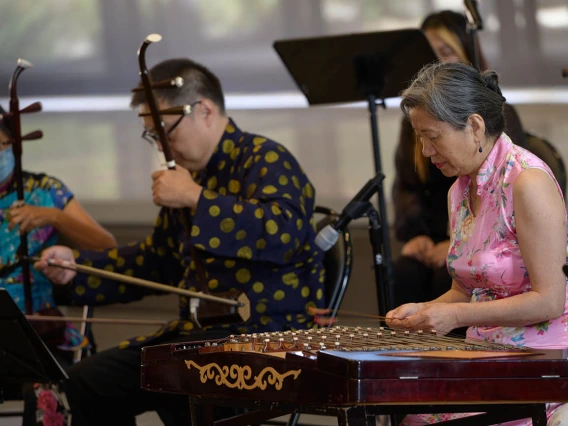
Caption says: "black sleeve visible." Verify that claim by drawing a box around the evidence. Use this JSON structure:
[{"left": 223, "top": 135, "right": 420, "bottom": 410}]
[
  {"left": 69, "top": 208, "right": 186, "bottom": 306},
  {"left": 392, "top": 118, "right": 431, "bottom": 242}
]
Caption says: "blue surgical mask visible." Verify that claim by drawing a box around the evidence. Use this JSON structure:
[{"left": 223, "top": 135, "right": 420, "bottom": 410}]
[{"left": 0, "top": 147, "right": 15, "bottom": 183}]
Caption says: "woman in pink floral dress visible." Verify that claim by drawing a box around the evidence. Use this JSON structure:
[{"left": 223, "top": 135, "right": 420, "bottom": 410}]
[{"left": 386, "top": 62, "right": 568, "bottom": 426}]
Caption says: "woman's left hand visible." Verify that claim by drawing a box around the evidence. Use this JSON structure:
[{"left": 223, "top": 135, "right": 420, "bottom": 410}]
[
  {"left": 388, "top": 302, "right": 460, "bottom": 335},
  {"left": 8, "top": 204, "right": 58, "bottom": 233}
]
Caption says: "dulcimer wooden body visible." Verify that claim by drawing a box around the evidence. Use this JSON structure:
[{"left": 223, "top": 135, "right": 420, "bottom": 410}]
[{"left": 141, "top": 326, "right": 568, "bottom": 405}]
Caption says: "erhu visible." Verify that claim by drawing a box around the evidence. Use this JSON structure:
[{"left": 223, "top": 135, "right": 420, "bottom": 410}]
[
  {"left": 129, "top": 33, "right": 250, "bottom": 328},
  {"left": 0, "top": 55, "right": 249, "bottom": 329},
  {"left": 0, "top": 59, "right": 43, "bottom": 315},
  {"left": 28, "top": 35, "right": 250, "bottom": 329}
]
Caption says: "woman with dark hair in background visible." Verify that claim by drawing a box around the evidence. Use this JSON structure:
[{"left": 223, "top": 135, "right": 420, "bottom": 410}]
[{"left": 391, "top": 10, "right": 527, "bottom": 313}]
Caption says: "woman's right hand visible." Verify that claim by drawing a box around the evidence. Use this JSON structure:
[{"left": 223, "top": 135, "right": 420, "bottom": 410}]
[
  {"left": 385, "top": 303, "right": 425, "bottom": 329},
  {"left": 33, "top": 246, "right": 77, "bottom": 285},
  {"left": 400, "top": 235, "right": 434, "bottom": 263}
]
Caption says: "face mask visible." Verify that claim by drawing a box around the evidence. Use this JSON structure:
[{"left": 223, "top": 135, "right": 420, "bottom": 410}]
[{"left": 0, "top": 147, "right": 15, "bottom": 183}]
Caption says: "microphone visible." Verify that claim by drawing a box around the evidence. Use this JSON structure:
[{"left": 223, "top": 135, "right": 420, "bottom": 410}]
[
  {"left": 315, "top": 173, "right": 385, "bottom": 251},
  {"left": 464, "top": 0, "right": 483, "bottom": 30}
]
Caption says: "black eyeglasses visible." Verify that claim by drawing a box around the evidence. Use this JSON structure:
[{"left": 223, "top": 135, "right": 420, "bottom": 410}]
[{"left": 141, "top": 101, "right": 201, "bottom": 145}]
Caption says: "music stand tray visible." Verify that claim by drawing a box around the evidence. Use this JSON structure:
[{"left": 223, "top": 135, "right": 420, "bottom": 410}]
[
  {"left": 0, "top": 289, "right": 67, "bottom": 402},
  {"left": 273, "top": 28, "right": 437, "bottom": 105}
]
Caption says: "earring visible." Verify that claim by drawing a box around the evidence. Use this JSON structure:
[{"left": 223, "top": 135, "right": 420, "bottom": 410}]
[{"left": 479, "top": 146, "right": 483, "bottom": 153}]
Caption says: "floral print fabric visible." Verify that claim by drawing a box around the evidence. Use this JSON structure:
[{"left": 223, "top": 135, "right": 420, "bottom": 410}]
[{"left": 401, "top": 134, "right": 568, "bottom": 425}]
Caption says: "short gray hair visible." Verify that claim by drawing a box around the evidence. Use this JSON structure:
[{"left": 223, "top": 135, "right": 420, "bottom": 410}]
[
  {"left": 400, "top": 62, "right": 505, "bottom": 137},
  {"left": 130, "top": 58, "right": 225, "bottom": 114}
]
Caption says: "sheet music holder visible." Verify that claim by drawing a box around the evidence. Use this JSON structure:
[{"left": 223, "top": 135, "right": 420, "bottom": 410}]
[
  {"left": 0, "top": 289, "right": 66, "bottom": 402},
  {"left": 274, "top": 29, "right": 438, "bottom": 315}
]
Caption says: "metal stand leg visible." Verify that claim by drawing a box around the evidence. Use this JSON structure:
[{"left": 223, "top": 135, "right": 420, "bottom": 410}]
[
  {"left": 287, "top": 412, "right": 300, "bottom": 426},
  {"left": 532, "top": 404, "right": 548, "bottom": 426}
]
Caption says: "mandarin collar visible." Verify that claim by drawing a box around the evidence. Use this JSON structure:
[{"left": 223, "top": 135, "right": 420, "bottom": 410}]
[
  {"left": 474, "top": 133, "right": 512, "bottom": 195},
  {"left": 457, "top": 133, "right": 512, "bottom": 196}
]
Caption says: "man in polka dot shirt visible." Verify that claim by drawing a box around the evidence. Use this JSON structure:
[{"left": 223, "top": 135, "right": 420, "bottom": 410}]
[{"left": 35, "top": 58, "right": 325, "bottom": 425}]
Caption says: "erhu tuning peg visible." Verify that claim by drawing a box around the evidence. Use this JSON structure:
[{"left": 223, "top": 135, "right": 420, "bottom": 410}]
[
  {"left": 20, "top": 102, "right": 42, "bottom": 114},
  {"left": 131, "top": 77, "right": 184, "bottom": 93},
  {"left": 21, "top": 130, "right": 43, "bottom": 141}
]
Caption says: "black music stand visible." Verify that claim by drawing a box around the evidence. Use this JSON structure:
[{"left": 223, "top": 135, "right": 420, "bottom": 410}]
[
  {"left": 0, "top": 289, "right": 67, "bottom": 403},
  {"left": 274, "top": 29, "right": 438, "bottom": 315}
]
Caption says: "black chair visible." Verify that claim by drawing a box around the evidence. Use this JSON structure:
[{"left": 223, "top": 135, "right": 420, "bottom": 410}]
[
  {"left": 285, "top": 205, "right": 354, "bottom": 426},
  {"left": 524, "top": 132, "right": 567, "bottom": 197}
]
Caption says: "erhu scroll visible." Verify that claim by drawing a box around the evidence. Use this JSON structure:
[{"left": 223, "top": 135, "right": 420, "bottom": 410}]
[
  {"left": 134, "top": 34, "right": 202, "bottom": 167},
  {"left": 1, "top": 59, "right": 43, "bottom": 314}
]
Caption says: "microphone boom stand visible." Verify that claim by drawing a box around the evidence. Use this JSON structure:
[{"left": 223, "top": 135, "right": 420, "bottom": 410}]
[
  {"left": 355, "top": 55, "right": 395, "bottom": 316},
  {"left": 347, "top": 199, "right": 391, "bottom": 316}
]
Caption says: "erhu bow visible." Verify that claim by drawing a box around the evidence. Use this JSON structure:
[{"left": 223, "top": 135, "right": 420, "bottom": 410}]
[
  {"left": 2, "top": 59, "right": 43, "bottom": 314},
  {"left": 8, "top": 255, "right": 250, "bottom": 327}
]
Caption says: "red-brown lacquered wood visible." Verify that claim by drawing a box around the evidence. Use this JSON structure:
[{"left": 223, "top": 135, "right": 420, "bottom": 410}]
[
  {"left": 316, "top": 349, "right": 568, "bottom": 379},
  {"left": 140, "top": 344, "right": 568, "bottom": 406}
]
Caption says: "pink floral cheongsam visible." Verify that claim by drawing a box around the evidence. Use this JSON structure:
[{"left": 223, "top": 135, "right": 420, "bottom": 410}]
[{"left": 401, "top": 134, "right": 568, "bottom": 426}]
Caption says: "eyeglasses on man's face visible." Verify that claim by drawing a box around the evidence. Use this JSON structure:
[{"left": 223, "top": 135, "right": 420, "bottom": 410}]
[{"left": 141, "top": 100, "right": 201, "bottom": 145}]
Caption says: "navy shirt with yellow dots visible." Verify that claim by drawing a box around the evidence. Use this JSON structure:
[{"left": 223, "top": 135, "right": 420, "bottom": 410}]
[{"left": 69, "top": 119, "right": 325, "bottom": 348}]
